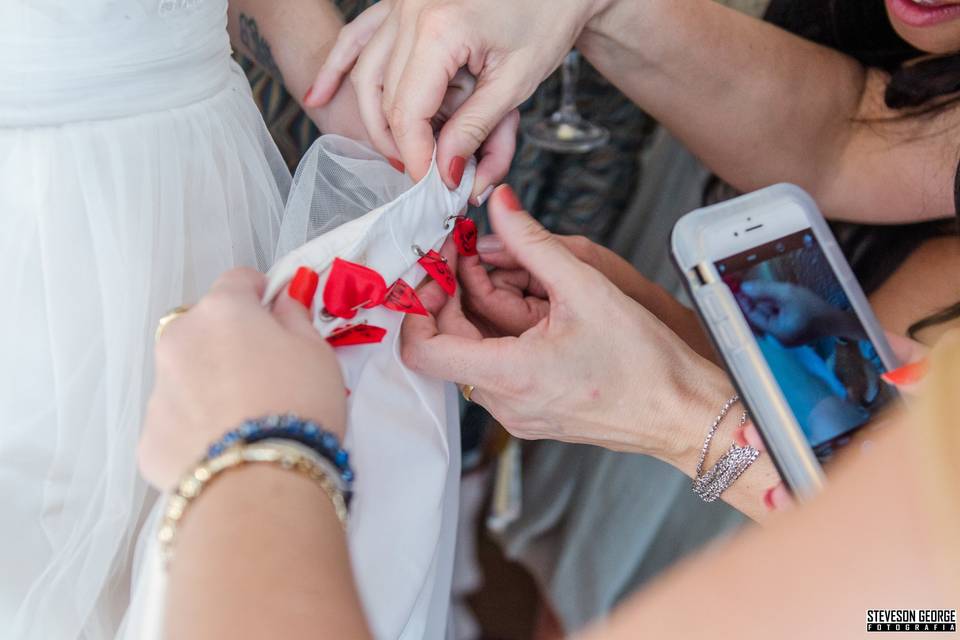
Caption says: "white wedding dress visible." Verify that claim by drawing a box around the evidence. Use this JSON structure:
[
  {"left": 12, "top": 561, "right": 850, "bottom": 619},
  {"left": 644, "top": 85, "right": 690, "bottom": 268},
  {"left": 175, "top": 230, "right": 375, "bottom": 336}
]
[
  {"left": 3, "top": 3, "right": 463, "bottom": 638},
  {"left": 0, "top": 1, "right": 288, "bottom": 637}
]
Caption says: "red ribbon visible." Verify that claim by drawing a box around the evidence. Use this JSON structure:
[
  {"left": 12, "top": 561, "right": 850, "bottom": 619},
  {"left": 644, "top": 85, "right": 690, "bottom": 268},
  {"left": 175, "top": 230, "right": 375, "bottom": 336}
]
[
  {"left": 453, "top": 217, "right": 478, "bottom": 257},
  {"left": 321, "top": 258, "right": 433, "bottom": 321},
  {"left": 418, "top": 250, "right": 457, "bottom": 296},
  {"left": 322, "top": 258, "right": 388, "bottom": 319},
  {"left": 383, "top": 279, "right": 428, "bottom": 316},
  {"left": 326, "top": 323, "right": 388, "bottom": 347}
]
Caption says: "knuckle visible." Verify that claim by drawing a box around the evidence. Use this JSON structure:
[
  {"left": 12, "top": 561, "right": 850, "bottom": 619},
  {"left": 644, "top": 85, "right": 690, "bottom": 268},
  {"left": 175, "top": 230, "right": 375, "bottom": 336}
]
[
  {"left": 400, "top": 341, "right": 424, "bottom": 371},
  {"left": 416, "top": 5, "right": 461, "bottom": 40},
  {"left": 386, "top": 102, "right": 409, "bottom": 138},
  {"left": 454, "top": 114, "right": 492, "bottom": 149}
]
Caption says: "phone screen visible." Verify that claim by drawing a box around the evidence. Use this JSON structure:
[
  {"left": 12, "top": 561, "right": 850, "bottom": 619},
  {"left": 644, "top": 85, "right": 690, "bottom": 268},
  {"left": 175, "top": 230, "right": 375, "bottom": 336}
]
[{"left": 714, "top": 229, "right": 895, "bottom": 458}]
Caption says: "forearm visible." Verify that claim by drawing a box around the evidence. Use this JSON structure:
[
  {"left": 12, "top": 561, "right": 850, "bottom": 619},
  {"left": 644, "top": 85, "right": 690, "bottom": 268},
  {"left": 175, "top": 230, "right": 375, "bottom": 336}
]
[
  {"left": 638, "top": 355, "right": 779, "bottom": 523},
  {"left": 165, "top": 464, "right": 370, "bottom": 640},
  {"left": 228, "top": 0, "right": 343, "bottom": 104},
  {"left": 578, "top": 424, "right": 943, "bottom": 640},
  {"left": 579, "top": 0, "right": 956, "bottom": 222}
]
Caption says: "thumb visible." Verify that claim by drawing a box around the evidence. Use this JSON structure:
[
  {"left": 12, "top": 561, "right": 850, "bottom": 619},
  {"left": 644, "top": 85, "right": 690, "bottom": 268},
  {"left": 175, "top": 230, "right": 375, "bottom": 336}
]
[
  {"left": 272, "top": 275, "right": 328, "bottom": 344},
  {"left": 435, "top": 80, "right": 520, "bottom": 188},
  {"left": 486, "top": 185, "right": 590, "bottom": 298}
]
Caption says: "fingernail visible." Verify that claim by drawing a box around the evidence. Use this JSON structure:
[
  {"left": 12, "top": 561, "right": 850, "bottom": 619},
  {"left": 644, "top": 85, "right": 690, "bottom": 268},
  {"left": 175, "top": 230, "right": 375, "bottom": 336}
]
[
  {"left": 389, "top": 158, "right": 405, "bottom": 173},
  {"left": 476, "top": 184, "right": 495, "bottom": 206},
  {"left": 302, "top": 86, "right": 315, "bottom": 106},
  {"left": 449, "top": 156, "right": 466, "bottom": 187},
  {"left": 733, "top": 426, "right": 748, "bottom": 448},
  {"left": 288, "top": 266, "right": 319, "bottom": 309},
  {"left": 494, "top": 185, "right": 522, "bottom": 212},
  {"left": 764, "top": 484, "right": 792, "bottom": 511},
  {"left": 763, "top": 486, "right": 777, "bottom": 511},
  {"left": 476, "top": 235, "right": 505, "bottom": 253},
  {"left": 881, "top": 358, "right": 928, "bottom": 386}
]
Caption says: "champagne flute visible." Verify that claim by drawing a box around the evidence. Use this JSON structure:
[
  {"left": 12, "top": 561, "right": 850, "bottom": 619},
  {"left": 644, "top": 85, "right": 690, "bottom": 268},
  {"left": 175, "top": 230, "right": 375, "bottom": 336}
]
[{"left": 525, "top": 50, "right": 610, "bottom": 153}]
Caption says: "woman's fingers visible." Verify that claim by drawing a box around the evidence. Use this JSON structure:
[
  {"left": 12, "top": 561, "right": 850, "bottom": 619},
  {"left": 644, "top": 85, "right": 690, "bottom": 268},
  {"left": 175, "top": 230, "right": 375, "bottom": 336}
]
[
  {"left": 485, "top": 186, "right": 594, "bottom": 302},
  {"left": 305, "top": 2, "right": 393, "bottom": 108},
  {"left": 387, "top": 16, "right": 477, "bottom": 183},
  {"left": 469, "top": 109, "right": 520, "bottom": 205},
  {"left": 763, "top": 483, "right": 794, "bottom": 511},
  {"left": 459, "top": 253, "right": 549, "bottom": 336},
  {"left": 432, "top": 73, "right": 523, "bottom": 189},
  {"left": 350, "top": 19, "right": 402, "bottom": 162},
  {"left": 400, "top": 310, "right": 518, "bottom": 389}
]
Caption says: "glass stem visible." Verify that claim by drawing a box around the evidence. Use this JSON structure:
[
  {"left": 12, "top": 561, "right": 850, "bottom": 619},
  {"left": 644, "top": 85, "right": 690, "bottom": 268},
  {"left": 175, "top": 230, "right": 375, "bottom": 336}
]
[{"left": 558, "top": 50, "right": 581, "bottom": 120}]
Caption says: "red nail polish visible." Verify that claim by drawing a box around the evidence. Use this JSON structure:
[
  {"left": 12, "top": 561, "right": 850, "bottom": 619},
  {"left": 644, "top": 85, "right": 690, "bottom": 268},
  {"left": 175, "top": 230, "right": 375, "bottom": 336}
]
[
  {"left": 494, "top": 185, "right": 522, "bottom": 212},
  {"left": 288, "top": 266, "right": 319, "bottom": 309},
  {"left": 733, "top": 426, "right": 748, "bottom": 448},
  {"left": 389, "top": 158, "right": 405, "bottom": 173},
  {"left": 881, "top": 358, "right": 928, "bottom": 386},
  {"left": 302, "top": 86, "right": 315, "bottom": 105},
  {"left": 763, "top": 487, "right": 777, "bottom": 511},
  {"left": 449, "top": 156, "right": 466, "bottom": 187}
]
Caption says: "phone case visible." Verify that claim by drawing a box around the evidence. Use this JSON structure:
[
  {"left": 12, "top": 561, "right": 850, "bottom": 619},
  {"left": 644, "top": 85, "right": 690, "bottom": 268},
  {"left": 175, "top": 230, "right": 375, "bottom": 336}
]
[{"left": 671, "top": 184, "right": 899, "bottom": 499}]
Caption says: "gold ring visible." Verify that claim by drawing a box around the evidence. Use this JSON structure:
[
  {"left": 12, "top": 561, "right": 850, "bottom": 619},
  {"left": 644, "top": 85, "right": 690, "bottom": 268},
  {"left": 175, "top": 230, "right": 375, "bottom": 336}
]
[
  {"left": 155, "top": 305, "right": 191, "bottom": 342},
  {"left": 460, "top": 384, "right": 476, "bottom": 403}
]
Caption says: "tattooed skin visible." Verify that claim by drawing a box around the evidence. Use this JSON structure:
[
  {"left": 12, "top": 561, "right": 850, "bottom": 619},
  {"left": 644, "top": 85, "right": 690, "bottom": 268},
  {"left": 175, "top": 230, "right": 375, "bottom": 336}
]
[{"left": 238, "top": 13, "right": 283, "bottom": 82}]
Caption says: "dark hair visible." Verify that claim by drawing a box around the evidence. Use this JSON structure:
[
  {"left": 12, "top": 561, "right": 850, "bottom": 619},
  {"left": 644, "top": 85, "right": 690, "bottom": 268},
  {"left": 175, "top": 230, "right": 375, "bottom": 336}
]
[{"left": 763, "top": 0, "right": 960, "bottom": 340}]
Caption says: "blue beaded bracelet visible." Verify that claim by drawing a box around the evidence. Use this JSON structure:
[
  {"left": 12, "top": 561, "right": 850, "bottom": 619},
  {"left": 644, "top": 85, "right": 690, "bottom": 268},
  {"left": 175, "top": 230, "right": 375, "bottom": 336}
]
[{"left": 207, "top": 415, "right": 354, "bottom": 500}]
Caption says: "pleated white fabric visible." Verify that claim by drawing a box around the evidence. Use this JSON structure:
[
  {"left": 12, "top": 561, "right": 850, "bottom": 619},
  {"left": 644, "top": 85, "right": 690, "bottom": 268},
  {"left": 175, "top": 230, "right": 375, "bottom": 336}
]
[
  {"left": 0, "top": 1, "right": 289, "bottom": 637},
  {"left": 123, "top": 136, "right": 469, "bottom": 640}
]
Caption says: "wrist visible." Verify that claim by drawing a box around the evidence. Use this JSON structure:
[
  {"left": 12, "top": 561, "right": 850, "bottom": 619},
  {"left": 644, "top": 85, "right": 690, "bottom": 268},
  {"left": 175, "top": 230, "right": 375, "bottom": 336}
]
[{"left": 651, "top": 354, "right": 736, "bottom": 475}]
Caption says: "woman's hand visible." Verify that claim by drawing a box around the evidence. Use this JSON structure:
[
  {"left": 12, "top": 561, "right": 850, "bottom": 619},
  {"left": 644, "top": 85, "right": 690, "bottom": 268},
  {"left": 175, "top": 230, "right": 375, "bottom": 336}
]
[
  {"left": 738, "top": 281, "right": 866, "bottom": 346},
  {"left": 139, "top": 268, "right": 346, "bottom": 491},
  {"left": 304, "top": 0, "right": 604, "bottom": 197},
  {"left": 463, "top": 232, "right": 716, "bottom": 359},
  {"left": 401, "top": 186, "right": 727, "bottom": 465}
]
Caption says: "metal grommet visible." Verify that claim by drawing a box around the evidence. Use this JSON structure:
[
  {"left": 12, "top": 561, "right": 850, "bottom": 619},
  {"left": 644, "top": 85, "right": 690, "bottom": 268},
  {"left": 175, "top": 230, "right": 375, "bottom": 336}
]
[{"left": 412, "top": 244, "right": 427, "bottom": 258}]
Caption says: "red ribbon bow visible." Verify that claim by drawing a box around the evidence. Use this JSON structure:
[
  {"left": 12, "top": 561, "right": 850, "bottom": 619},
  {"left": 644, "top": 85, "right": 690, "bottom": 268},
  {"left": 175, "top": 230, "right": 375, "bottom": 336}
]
[
  {"left": 323, "top": 258, "right": 387, "bottom": 319},
  {"left": 321, "top": 258, "right": 428, "bottom": 323}
]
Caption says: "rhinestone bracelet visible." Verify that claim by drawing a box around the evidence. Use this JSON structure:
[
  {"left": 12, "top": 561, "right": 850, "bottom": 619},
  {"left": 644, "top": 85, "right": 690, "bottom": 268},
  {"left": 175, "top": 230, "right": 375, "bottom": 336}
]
[
  {"left": 692, "top": 394, "right": 761, "bottom": 502},
  {"left": 158, "top": 438, "right": 349, "bottom": 566},
  {"left": 208, "top": 414, "right": 354, "bottom": 503}
]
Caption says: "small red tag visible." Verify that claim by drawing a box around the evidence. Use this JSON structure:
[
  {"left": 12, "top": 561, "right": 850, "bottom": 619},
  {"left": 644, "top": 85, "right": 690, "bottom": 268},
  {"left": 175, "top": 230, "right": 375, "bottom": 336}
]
[
  {"left": 323, "top": 258, "right": 388, "bottom": 319},
  {"left": 326, "top": 323, "right": 387, "bottom": 347},
  {"left": 383, "top": 279, "right": 428, "bottom": 316},
  {"left": 453, "top": 217, "right": 478, "bottom": 256},
  {"left": 418, "top": 250, "right": 456, "bottom": 296}
]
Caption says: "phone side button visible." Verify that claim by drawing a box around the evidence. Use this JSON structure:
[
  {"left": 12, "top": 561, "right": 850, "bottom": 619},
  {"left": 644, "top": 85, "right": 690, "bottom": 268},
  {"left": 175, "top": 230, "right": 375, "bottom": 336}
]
[{"left": 714, "top": 321, "right": 744, "bottom": 353}]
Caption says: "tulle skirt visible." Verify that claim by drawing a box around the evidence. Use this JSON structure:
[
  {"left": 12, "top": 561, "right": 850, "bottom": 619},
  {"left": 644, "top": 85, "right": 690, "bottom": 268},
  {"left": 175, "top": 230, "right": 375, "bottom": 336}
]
[{"left": 0, "top": 65, "right": 289, "bottom": 639}]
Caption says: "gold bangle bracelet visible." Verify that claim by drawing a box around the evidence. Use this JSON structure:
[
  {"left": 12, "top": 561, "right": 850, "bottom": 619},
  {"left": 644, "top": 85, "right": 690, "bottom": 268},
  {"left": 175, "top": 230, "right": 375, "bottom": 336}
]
[{"left": 158, "top": 440, "right": 348, "bottom": 567}]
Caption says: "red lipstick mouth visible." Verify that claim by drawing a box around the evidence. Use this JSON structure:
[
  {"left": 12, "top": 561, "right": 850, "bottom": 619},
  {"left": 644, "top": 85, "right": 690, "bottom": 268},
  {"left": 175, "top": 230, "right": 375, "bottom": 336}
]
[{"left": 887, "top": 0, "right": 960, "bottom": 28}]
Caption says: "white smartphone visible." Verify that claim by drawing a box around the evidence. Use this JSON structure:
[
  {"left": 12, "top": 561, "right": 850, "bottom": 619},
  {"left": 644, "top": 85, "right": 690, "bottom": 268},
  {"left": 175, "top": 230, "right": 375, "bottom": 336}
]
[{"left": 671, "top": 184, "right": 900, "bottom": 499}]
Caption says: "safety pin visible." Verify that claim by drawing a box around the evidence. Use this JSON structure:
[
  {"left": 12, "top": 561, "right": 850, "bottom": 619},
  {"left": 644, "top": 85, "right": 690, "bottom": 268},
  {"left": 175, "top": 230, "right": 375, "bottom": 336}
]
[
  {"left": 319, "top": 299, "right": 374, "bottom": 322},
  {"left": 411, "top": 244, "right": 448, "bottom": 262}
]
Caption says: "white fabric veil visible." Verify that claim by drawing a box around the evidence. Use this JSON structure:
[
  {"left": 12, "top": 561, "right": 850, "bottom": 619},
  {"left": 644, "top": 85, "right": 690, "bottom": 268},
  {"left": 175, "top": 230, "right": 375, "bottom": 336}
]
[{"left": 122, "top": 135, "right": 472, "bottom": 640}]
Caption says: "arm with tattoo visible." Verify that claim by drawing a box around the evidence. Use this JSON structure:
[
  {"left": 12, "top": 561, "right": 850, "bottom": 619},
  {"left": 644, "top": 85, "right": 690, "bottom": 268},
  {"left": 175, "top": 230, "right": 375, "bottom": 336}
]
[{"left": 227, "top": 0, "right": 368, "bottom": 139}]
